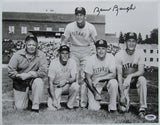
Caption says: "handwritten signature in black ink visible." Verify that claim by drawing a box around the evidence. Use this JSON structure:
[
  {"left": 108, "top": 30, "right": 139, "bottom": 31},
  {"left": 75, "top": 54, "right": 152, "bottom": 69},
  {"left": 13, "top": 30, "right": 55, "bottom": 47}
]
[{"left": 93, "top": 4, "right": 136, "bottom": 16}]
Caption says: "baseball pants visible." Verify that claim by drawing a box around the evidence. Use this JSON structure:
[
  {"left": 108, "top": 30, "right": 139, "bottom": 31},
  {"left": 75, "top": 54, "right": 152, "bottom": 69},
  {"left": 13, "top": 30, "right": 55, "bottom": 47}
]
[
  {"left": 13, "top": 78, "right": 44, "bottom": 110},
  {"left": 47, "top": 82, "right": 80, "bottom": 109},
  {"left": 88, "top": 79, "right": 118, "bottom": 111},
  {"left": 70, "top": 45, "right": 93, "bottom": 108},
  {"left": 123, "top": 76, "right": 147, "bottom": 110}
]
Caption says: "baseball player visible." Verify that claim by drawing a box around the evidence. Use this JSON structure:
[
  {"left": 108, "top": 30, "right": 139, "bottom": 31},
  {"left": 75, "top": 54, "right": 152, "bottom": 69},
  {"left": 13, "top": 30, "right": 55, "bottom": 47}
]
[
  {"left": 8, "top": 35, "right": 48, "bottom": 112},
  {"left": 61, "top": 7, "right": 97, "bottom": 108},
  {"left": 48, "top": 45, "right": 80, "bottom": 110},
  {"left": 115, "top": 32, "right": 147, "bottom": 117},
  {"left": 84, "top": 39, "right": 118, "bottom": 112}
]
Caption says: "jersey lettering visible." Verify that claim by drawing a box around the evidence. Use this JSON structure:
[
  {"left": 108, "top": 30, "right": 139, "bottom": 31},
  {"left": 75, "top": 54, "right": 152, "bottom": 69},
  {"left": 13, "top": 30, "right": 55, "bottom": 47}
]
[
  {"left": 71, "top": 31, "right": 86, "bottom": 38},
  {"left": 122, "top": 63, "right": 138, "bottom": 70},
  {"left": 93, "top": 66, "right": 108, "bottom": 74}
]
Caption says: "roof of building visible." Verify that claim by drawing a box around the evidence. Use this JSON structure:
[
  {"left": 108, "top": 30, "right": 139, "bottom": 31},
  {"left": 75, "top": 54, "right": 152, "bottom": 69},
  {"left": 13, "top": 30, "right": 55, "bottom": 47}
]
[
  {"left": 28, "top": 30, "right": 63, "bottom": 38},
  {"left": 2, "top": 12, "right": 105, "bottom": 24}
]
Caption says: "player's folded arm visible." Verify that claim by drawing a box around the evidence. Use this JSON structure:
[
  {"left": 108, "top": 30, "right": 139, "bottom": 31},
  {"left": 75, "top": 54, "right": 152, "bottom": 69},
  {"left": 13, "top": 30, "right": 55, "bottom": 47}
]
[
  {"left": 8, "top": 53, "right": 19, "bottom": 79},
  {"left": 98, "top": 67, "right": 116, "bottom": 82},
  {"left": 34, "top": 54, "right": 48, "bottom": 78},
  {"left": 133, "top": 64, "right": 144, "bottom": 77},
  {"left": 8, "top": 66, "right": 19, "bottom": 79}
]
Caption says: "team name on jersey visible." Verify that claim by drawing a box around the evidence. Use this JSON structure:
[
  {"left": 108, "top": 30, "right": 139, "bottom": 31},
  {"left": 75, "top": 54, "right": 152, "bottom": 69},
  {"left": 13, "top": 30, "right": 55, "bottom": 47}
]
[
  {"left": 93, "top": 66, "right": 108, "bottom": 74},
  {"left": 71, "top": 31, "right": 86, "bottom": 38},
  {"left": 122, "top": 63, "right": 138, "bottom": 70}
]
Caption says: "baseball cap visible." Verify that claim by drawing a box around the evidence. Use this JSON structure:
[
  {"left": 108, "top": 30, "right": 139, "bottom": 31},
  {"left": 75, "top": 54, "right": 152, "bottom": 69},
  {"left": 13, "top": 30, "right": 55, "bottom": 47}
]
[
  {"left": 59, "top": 45, "right": 70, "bottom": 52},
  {"left": 25, "top": 35, "right": 38, "bottom": 43},
  {"left": 125, "top": 32, "right": 137, "bottom": 41},
  {"left": 75, "top": 7, "right": 86, "bottom": 15},
  {"left": 95, "top": 39, "right": 108, "bottom": 48}
]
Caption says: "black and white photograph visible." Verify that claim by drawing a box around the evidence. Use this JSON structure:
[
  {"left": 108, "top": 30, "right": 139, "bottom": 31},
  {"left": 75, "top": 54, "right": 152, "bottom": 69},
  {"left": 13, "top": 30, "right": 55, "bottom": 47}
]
[{"left": 1, "top": 0, "right": 159, "bottom": 124}]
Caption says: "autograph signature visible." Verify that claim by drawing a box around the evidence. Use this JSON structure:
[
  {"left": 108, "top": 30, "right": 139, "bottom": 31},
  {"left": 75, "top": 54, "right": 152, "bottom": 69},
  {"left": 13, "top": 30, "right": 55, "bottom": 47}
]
[{"left": 93, "top": 4, "right": 136, "bottom": 16}]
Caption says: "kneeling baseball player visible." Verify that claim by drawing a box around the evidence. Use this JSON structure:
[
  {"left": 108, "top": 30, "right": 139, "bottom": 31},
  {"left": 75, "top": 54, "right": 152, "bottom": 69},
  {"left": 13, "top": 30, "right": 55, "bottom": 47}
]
[
  {"left": 84, "top": 39, "right": 118, "bottom": 112},
  {"left": 8, "top": 35, "right": 48, "bottom": 113},
  {"left": 115, "top": 32, "right": 147, "bottom": 118},
  {"left": 48, "top": 45, "right": 80, "bottom": 110}
]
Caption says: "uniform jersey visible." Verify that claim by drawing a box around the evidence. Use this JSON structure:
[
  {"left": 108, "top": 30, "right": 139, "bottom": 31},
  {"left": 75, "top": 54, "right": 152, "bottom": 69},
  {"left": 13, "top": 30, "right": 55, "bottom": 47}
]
[
  {"left": 115, "top": 49, "right": 145, "bottom": 78},
  {"left": 48, "top": 58, "right": 77, "bottom": 85},
  {"left": 64, "top": 21, "right": 97, "bottom": 47},
  {"left": 84, "top": 54, "right": 116, "bottom": 83}
]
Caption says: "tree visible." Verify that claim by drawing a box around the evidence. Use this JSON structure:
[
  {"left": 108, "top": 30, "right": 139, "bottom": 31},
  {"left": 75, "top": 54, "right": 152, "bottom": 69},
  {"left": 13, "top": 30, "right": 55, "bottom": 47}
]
[
  {"left": 143, "top": 35, "right": 149, "bottom": 44},
  {"left": 143, "top": 28, "right": 158, "bottom": 44},
  {"left": 137, "top": 33, "right": 143, "bottom": 44},
  {"left": 150, "top": 28, "right": 158, "bottom": 44},
  {"left": 146, "top": 35, "right": 149, "bottom": 39},
  {"left": 119, "top": 31, "right": 124, "bottom": 43}
]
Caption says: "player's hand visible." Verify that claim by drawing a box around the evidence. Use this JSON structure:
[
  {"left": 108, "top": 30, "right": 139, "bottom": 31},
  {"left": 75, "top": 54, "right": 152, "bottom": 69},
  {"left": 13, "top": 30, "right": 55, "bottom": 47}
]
[
  {"left": 16, "top": 73, "right": 31, "bottom": 80},
  {"left": 59, "top": 79, "right": 67, "bottom": 87},
  {"left": 94, "top": 93, "right": 102, "bottom": 101},
  {"left": 120, "top": 93, "right": 126, "bottom": 106},
  {"left": 52, "top": 99, "right": 59, "bottom": 109},
  {"left": 123, "top": 75, "right": 132, "bottom": 89}
]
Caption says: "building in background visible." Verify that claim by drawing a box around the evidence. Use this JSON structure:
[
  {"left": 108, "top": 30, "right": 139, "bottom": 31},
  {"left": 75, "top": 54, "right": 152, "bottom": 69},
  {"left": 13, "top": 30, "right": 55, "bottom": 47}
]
[
  {"left": 2, "top": 12, "right": 105, "bottom": 64},
  {"left": 2, "top": 12, "right": 105, "bottom": 41},
  {"left": 138, "top": 44, "right": 158, "bottom": 68}
]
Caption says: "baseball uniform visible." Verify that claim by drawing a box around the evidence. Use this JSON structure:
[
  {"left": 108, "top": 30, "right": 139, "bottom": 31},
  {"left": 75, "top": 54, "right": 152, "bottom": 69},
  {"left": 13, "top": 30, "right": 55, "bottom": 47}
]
[
  {"left": 48, "top": 57, "right": 79, "bottom": 109},
  {"left": 115, "top": 49, "right": 147, "bottom": 110},
  {"left": 64, "top": 21, "right": 97, "bottom": 107},
  {"left": 84, "top": 54, "right": 118, "bottom": 111}
]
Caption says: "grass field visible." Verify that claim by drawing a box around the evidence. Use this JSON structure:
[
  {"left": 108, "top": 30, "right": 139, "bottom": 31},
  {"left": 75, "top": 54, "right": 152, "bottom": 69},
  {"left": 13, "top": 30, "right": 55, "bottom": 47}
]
[{"left": 2, "top": 67, "right": 159, "bottom": 124}]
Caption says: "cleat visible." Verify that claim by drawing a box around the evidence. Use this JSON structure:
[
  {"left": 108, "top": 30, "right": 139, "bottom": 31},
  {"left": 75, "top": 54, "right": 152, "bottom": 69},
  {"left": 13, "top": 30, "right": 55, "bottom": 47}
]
[{"left": 139, "top": 110, "right": 146, "bottom": 118}]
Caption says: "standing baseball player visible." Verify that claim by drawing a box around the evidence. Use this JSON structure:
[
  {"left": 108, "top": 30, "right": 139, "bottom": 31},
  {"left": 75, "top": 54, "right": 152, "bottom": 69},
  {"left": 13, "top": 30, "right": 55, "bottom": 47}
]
[
  {"left": 8, "top": 35, "right": 48, "bottom": 112},
  {"left": 115, "top": 32, "right": 147, "bottom": 117},
  {"left": 61, "top": 7, "right": 97, "bottom": 108},
  {"left": 47, "top": 45, "right": 79, "bottom": 110},
  {"left": 84, "top": 39, "right": 118, "bottom": 112}
]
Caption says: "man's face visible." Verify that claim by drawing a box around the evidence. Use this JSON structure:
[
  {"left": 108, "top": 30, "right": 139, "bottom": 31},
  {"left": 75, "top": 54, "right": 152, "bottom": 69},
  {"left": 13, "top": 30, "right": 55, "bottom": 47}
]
[
  {"left": 60, "top": 50, "right": 69, "bottom": 62},
  {"left": 126, "top": 38, "right": 137, "bottom": 51},
  {"left": 75, "top": 13, "right": 86, "bottom": 24},
  {"left": 26, "top": 40, "right": 37, "bottom": 54},
  {"left": 96, "top": 47, "right": 107, "bottom": 59}
]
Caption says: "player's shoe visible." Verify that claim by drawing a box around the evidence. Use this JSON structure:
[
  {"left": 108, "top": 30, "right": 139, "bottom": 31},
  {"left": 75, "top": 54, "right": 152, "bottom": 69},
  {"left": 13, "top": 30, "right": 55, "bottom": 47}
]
[
  {"left": 109, "top": 110, "right": 117, "bottom": 113},
  {"left": 31, "top": 109, "right": 39, "bottom": 113},
  {"left": 138, "top": 109, "right": 146, "bottom": 118}
]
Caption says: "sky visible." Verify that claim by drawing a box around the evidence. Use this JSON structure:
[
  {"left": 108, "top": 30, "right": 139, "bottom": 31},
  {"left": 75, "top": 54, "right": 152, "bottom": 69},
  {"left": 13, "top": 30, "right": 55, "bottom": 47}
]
[{"left": 1, "top": 0, "right": 159, "bottom": 39}]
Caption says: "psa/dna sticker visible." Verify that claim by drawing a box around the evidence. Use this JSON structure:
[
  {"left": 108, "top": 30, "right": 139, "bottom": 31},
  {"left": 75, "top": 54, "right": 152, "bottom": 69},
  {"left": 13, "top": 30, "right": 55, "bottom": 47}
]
[{"left": 145, "top": 114, "right": 156, "bottom": 121}]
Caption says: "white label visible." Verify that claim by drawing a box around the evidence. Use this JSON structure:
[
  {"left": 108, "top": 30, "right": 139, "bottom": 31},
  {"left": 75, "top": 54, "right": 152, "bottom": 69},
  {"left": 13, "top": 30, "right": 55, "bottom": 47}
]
[{"left": 145, "top": 114, "right": 156, "bottom": 121}]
